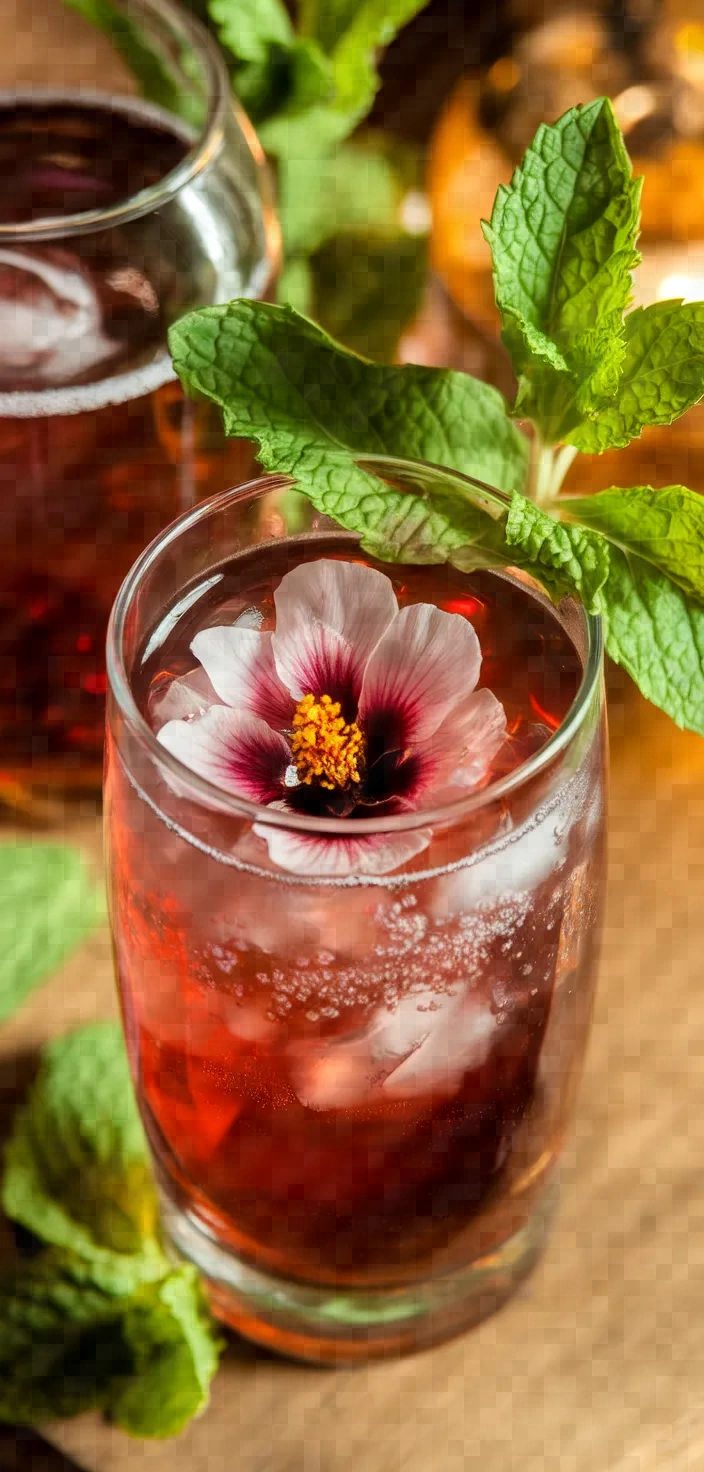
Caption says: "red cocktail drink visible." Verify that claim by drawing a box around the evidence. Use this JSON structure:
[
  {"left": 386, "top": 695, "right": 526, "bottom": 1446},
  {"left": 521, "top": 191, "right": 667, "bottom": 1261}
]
[{"left": 105, "top": 463, "right": 606, "bottom": 1361}]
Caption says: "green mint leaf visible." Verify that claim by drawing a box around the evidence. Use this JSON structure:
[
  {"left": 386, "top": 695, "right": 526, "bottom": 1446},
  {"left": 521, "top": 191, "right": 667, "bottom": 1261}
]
[
  {"left": 168, "top": 299, "right": 528, "bottom": 558},
  {"left": 258, "top": 0, "right": 428, "bottom": 157},
  {"left": 298, "top": 0, "right": 363, "bottom": 53},
  {"left": 310, "top": 229, "right": 427, "bottom": 361},
  {"left": 3, "top": 1022, "right": 161, "bottom": 1279},
  {"left": 277, "top": 255, "right": 314, "bottom": 315},
  {"left": 0, "top": 1252, "right": 132, "bottom": 1425},
  {"left": 496, "top": 496, "right": 704, "bottom": 733},
  {"left": 323, "top": 0, "right": 429, "bottom": 130},
  {"left": 483, "top": 97, "right": 641, "bottom": 443},
  {"left": 0, "top": 1023, "right": 223, "bottom": 1437},
  {"left": 239, "top": 39, "right": 334, "bottom": 130},
  {"left": 504, "top": 494, "right": 611, "bottom": 612},
  {"left": 0, "top": 844, "right": 104, "bottom": 1025},
  {"left": 564, "top": 484, "right": 704, "bottom": 602},
  {"left": 0, "top": 1254, "right": 222, "bottom": 1436},
  {"left": 277, "top": 135, "right": 425, "bottom": 318},
  {"left": 600, "top": 550, "right": 704, "bottom": 734},
  {"left": 207, "top": 0, "right": 341, "bottom": 133},
  {"left": 111, "top": 1268, "right": 223, "bottom": 1438},
  {"left": 208, "top": 0, "right": 294, "bottom": 64},
  {"left": 62, "top": 0, "right": 205, "bottom": 127},
  {"left": 569, "top": 302, "right": 704, "bottom": 453},
  {"left": 286, "top": 38, "right": 336, "bottom": 115},
  {"left": 278, "top": 143, "right": 401, "bottom": 259}
]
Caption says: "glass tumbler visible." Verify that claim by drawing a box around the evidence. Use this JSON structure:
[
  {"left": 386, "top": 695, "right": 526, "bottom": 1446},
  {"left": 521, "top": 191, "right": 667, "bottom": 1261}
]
[
  {"left": 0, "top": 0, "right": 278, "bottom": 801},
  {"left": 105, "top": 458, "right": 607, "bottom": 1364}
]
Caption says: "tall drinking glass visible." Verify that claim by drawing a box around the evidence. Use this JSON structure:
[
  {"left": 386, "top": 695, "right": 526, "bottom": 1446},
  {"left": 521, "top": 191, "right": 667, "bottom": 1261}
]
[
  {"left": 105, "top": 458, "right": 606, "bottom": 1363},
  {"left": 0, "top": 0, "right": 278, "bottom": 801}
]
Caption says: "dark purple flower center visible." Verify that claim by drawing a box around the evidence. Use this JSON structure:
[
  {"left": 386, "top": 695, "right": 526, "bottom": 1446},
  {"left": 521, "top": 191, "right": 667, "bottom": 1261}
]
[{"left": 284, "top": 695, "right": 420, "bottom": 820}]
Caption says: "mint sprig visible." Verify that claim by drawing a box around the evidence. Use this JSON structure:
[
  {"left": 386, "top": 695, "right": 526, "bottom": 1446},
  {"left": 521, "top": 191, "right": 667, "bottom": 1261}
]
[
  {"left": 0, "top": 1023, "right": 223, "bottom": 1437},
  {"left": 243, "top": 0, "right": 426, "bottom": 157},
  {"left": 4, "top": 1024, "right": 160, "bottom": 1274},
  {"left": 483, "top": 97, "right": 642, "bottom": 447},
  {"left": 486, "top": 98, "right": 704, "bottom": 472},
  {"left": 168, "top": 299, "right": 529, "bottom": 515},
  {"left": 170, "top": 295, "right": 704, "bottom": 735},
  {"left": 564, "top": 484, "right": 704, "bottom": 603},
  {"left": 63, "top": 0, "right": 430, "bottom": 357},
  {"left": 169, "top": 97, "right": 704, "bottom": 738},
  {"left": 210, "top": 0, "right": 431, "bottom": 350},
  {"left": 0, "top": 1253, "right": 217, "bottom": 1436},
  {"left": 0, "top": 844, "right": 104, "bottom": 1025},
  {"left": 569, "top": 302, "right": 704, "bottom": 453}
]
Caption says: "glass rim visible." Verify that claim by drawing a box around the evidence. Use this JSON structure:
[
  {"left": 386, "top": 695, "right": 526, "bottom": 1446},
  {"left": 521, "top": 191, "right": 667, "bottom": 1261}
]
[
  {"left": 106, "top": 457, "right": 604, "bottom": 836},
  {"left": 0, "top": 0, "right": 262, "bottom": 242}
]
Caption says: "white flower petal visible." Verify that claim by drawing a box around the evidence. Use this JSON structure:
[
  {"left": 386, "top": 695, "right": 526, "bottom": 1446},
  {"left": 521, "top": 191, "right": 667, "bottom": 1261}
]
[
  {"left": 273, "top": 559, "right": 398, "bottom": 701},
  {"left": 358, "top": 603, "right": 482, "bottom": 746},
  {"left": 418, "top": 688, "right": 508, "bottom": 792},
  {"left": 191, "top": 626, "right": 293, "bottom": 729},
  {"left": 158, "top": 706, "right": 290, "bottom": 804},
  {"left": 253, "top": 816, "right": 433, "bottom": 877},
  {"left": 272, "top": 619, "right": 360, "bottom": 707}
]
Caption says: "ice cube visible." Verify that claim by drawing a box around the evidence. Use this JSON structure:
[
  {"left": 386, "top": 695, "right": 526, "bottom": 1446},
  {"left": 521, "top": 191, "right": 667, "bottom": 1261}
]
[
  {"left": 0, "top": 247, "right": 119, "bottom": 383},
  {"left": 212, "top": 870, "right": 392, "bottom": 963},
  {"left": 432, "top": 799, "right": 571, "bottom": 921},
  {"left": 290, "top": 985, "right": 495, "bottom": 1110},
  {"left": 292, "top": 1043, "right": 372, "bottom": 1111},
  {"left": 382, "top": 990, "right": 495, "bottom": 1097},
  {"left": 289, "top": 994, "right": 434, "bottom": 1112},
  {"left": 147, "top": 666, "right": 219, "bottom": 730},
  {"left": 221, "top": 998, "right": 278, "bottom": 1043}
]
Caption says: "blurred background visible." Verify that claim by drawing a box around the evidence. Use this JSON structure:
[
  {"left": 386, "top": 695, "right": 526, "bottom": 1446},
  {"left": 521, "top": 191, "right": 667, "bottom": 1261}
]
[{"left": 1, "top": 2, "right": 704, "bottom": 1469}]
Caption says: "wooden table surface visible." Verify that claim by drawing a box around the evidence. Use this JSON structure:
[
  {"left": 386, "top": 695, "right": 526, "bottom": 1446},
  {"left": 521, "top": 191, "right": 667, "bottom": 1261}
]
[{"left": 3, "top": 1, "right": 704, "bottom": 1466}]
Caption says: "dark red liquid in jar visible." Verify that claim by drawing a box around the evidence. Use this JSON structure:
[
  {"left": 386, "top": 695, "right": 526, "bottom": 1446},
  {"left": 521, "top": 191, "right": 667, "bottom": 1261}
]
[
  {"left": 0, "top": 99, "right": 189, "bottom": 227},
  {"left": 109, "top": 542, "right": 605, "bottom": 1286},
  {"left": 0, "top": 97, "right": 255, "bottom": 790}
]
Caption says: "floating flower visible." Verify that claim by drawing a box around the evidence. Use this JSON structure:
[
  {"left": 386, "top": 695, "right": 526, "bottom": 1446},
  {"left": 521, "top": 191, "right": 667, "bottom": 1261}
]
[{"left": 157, "top": 559, "right": 506, "bottom": 876}]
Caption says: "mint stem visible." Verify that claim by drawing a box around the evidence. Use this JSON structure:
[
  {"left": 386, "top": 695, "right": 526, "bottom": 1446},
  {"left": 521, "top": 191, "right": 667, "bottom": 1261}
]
[
  {"left": 548, "top": 444, "right": 578, "bottom": 500},
  {"left": 524, "top": 436, "right": 577, "bottom": 509},
  {"left": 525, "top": 435, "right": 555, "bottom": 507}
]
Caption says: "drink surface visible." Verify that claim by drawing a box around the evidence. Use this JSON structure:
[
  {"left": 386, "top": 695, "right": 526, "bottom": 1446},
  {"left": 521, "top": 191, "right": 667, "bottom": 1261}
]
[
  {"left": 137, "top": 537, "right": 583, "bottom": 760},
  {"left": 0, "top": 98, "right": 190, "bottom": 393},
  {"left": 0, "top": 96, "right": 254, "bottom": 786},
  {"left": 0, "top": 98, "right": 189, "bottom": 231},
  {"left": 108, "top": 541, "right": 605, "bottom": 1286}
]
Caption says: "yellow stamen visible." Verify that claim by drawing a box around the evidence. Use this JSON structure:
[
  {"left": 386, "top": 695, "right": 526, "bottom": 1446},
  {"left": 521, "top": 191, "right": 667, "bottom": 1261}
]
[{"left": 291, "top": 693, "right": 364, "bottom": 791}]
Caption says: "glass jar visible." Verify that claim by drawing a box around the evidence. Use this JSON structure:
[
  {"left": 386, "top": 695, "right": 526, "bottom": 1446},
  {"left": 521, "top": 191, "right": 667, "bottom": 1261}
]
[{"left": 0, "top": 0, "right": 278, "bottom": 803}]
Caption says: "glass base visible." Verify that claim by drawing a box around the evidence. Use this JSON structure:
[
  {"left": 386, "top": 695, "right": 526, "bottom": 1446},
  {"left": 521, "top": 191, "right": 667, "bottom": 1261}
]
[{"left": 159, "top": 1184, "right": 558, "bottom": 1365}]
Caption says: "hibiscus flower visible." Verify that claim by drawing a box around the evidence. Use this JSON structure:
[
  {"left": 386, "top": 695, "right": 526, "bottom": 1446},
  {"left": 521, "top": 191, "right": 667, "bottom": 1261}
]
[{"left": 156, "top": 559, "right": 506, "bottom": 877}]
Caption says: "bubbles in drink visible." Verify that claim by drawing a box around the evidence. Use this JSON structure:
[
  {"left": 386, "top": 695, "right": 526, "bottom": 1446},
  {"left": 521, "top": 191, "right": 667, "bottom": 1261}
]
[{"left": 108, "top": 541, "right": 606, "bottom": 1280}]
